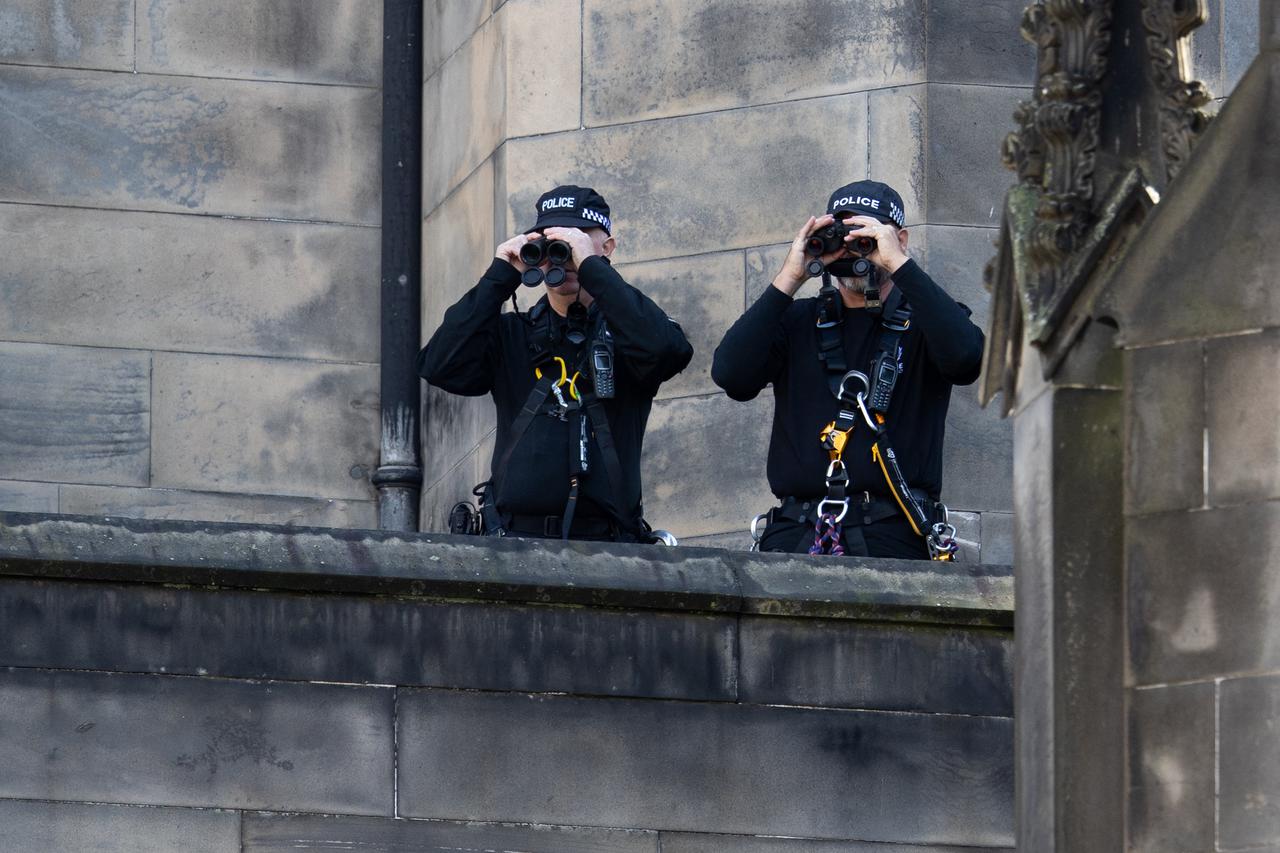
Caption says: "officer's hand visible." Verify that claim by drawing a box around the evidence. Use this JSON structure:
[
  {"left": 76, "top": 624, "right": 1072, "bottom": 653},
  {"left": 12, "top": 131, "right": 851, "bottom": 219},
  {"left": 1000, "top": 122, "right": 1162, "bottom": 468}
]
[
  {"left": 495, "top": 232, "right": 541, "bottom": 273},
  {"left": 842, "top": 215, "right": 910, "bottom": 274},
  {"left": 541, "top": 226, "right": 598, "bottom": 268},
  {"left": 773, "top": 215, "right": 836, "bottom": 297}
]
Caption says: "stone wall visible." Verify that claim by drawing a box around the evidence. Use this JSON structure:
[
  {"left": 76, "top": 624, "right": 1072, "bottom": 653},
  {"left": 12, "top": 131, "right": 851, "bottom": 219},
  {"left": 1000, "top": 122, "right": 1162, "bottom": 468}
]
[
  {"left": 1106, "top": 9, "right": 1273, "bottom": 847},
  {"left": 0, "top": 511, "right": 1014, "bottom": 852},
  {"left": 419, "top": 0, "right": 1041, "bottom": 556},
  {"left": 0, "top": 1, "right": 384, "bottom": 528}
]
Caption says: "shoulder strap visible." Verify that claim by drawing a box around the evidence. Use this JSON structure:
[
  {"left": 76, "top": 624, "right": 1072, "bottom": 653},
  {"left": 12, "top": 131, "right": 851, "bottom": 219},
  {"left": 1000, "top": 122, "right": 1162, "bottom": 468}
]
[
  {"left": 491, "top": 374, "right": 557, "bottom": 494},
  {"left": 866, "top": 288, "right": 912, "bottom": 415},
  {"left": 814, "top": 280, "right": 847, "bottom": 397},
  {"left": 579, "top": 393, "right": 647, "bottom": 539}
]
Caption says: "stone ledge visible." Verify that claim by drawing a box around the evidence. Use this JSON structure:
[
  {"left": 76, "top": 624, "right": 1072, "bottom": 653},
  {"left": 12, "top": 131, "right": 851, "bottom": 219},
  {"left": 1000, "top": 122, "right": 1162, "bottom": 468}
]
[{"left": 0, "top": 512, "right": 1012, "bottom": 628}]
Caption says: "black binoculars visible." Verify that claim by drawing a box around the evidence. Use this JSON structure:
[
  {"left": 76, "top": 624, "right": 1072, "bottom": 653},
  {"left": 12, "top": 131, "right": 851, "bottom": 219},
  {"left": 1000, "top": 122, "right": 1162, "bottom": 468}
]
[
  {"left": 520, "top": 237, "right": 573, "bottom": 287},
  {"left": 805, "top": 222, "right": 877, "bottom": 278}
]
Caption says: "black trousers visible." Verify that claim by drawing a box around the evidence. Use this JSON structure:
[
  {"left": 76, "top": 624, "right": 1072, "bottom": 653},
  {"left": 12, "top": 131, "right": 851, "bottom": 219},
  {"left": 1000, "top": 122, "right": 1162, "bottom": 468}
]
[{"left": 760, "top": 513, "right": 929, "bottom": 560}]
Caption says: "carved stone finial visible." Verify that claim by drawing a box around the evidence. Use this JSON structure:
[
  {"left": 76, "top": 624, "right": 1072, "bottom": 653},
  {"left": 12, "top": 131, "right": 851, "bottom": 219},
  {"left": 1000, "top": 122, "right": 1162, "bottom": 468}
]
[{"left": 1142, "top": 0, "right": 1214, "bottom": 182}]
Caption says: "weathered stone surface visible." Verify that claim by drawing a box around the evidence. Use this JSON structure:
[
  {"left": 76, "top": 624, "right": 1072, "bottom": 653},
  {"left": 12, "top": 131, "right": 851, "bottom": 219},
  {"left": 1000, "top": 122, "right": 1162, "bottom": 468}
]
[
  {"left": 423, "top": 1, "right": 580, "bottom": 213},
  {"left": 422, "top": 384, "right": 494, "bottom": 494},
  {"left": 423, "top": 157, "right": 497, "bottom": 325},
  {"left": 926, "top": 84, "right": 1025, "bottom": 226},
  {"left": 1104, "top": 41, "right": 1280, "bottom": 348},
  {"left": 0, "top": 0, "right": 132, "bottom": 71},
  {"left": 1128, "top": 682, "right": 1216, "bottom": 853},
  {"left": 1125, "top": 341, "right": 1205, "bottom": 515},
  {"left": 661, "top": 835, "right": 1010, "bottom": 853},
  {"left": 425, "top": 0, "right": 492, "bottom": 79},
  {"left": 912, "top": 225, "right": 998, "bottom": 327},
  {"left": 734, "top": 554, "right": 1013, "bottom": 626},
  {"left": 151, "top": 353, "right": 379, "bottom": 500},
  {"left": 614, "top": 251, "right": 744, "bottom": 400},
  {"left": 1224, "top": 0, "right": 1261, "bottom": 93},
  {"left": 980, "top": 511, "right": 1014, "bottom": 565},
  {"left": 0, "top": 512, "right": 743, "bottom": 614},
  {"left": 1014, "top": 386, "right": 1126, "bottom": 852},
  {"left": 1221, "top": 674, "right": 1280, "bottom": 849},
  {"left": 0, "top": 577, "right": 736, "bottom": 700},
  {"left": 0, "top": 342, "right": 149, "bottom": 486},
  {"left": 423, "top": 16, "right": 505, "bottom": 213},
  {"left": 420, "top": 449, "right": 482, "bottom": 533},
  {"left": 0, "top": 511, "right": 1015, "bottom": 624},
  {"left": 505, "top": 0, "right": 581, "bottom": 139},
  {"left": 0, "top": 203, "right": 380, "bottom": 362},
  {"left": 942, "top": 384, "right": 1013, "bottom": 513},
  {"left": 0, "top": 65, "right": 380, "bottom": 223},
  {"left": 739, "top": 617, "right": 1012, "bottom": 715},
  {"left": 0, "top": 479, "right": 58, "bottom": 513},
  {"left": 420, "top": 158, "right": 499, "bottom": 494},
  {"left": 0, "top": 667, "right": 394, "bottom": 813},
  {"left": 745, "top": 244, "right": 791, "bottom": 310},
  {"left": 244, "top": 813, "right": 658, "bottom": 852},
  {"left": 397, "top": 689, "right": 1013, "bottom": 845},
  {"left": 641, "top": 392, "right": 774, "bottom": 538},
  {"left": 869, "top": 85, "right": 926, "bottom": 227},
  {"left": 1207, "top": 330, "right": 1279, "bottom": 504},
  {"left": 502, "top": 94, "right": 868, "bottom": 265},
  {"left": 1128, "top": 503, "right": 1280, "bottom": 685},
  {"left": 59, "top": 485, "right": 377, "bottom": 528},
  {"left": 681, "top": 531, "right": 752, "bottom": 550},
  {"left": 583, "top": 0, "right": 923, "bottom": 126},
  {"left": 0, "top": 799, "right": 239, "bottom": 853},
  {"left": 927, "top": 0, "right": 1036, "bottom": 86},
  {"left": 138, "top": 0, "right": 382, "bottom": 86}
]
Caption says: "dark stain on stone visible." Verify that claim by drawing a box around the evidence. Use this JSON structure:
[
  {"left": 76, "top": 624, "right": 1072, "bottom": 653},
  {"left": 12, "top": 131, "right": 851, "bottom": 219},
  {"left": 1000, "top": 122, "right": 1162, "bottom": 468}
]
[
  {"left": 176, "top": 714, "right": 294, "bottom": 777},
  {"left": 0, "top": 72, "right": 230, "bottom": 209}
]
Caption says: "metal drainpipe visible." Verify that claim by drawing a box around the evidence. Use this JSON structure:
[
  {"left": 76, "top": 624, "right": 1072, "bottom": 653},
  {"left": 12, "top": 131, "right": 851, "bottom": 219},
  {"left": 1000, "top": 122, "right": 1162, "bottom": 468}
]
[{"left": 372, "top": 0, "right": 424, "bottom": 531}]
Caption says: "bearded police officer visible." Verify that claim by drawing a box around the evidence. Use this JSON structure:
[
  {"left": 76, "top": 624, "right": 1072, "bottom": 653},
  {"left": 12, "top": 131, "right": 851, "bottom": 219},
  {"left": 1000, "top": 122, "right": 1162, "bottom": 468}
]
[
  {"left": 419, "top": 185, "right": 692, "bottom": 542},
  {"left": 712, "top": 180, "right": 983, "bottom": 560}
]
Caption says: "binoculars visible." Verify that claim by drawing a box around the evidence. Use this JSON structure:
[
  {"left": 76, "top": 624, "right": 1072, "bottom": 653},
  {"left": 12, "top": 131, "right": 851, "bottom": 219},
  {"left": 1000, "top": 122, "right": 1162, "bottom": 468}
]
[
  {"left": 520, "top": 237, "right": 573, "bottom": 287},
  {"left": 805, "top": 222, "right": 877, "bottom": 278}
]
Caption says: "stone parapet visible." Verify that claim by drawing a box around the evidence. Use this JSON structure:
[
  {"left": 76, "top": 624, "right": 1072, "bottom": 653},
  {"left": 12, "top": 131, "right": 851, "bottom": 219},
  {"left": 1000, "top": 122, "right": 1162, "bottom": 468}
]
[{"left": 0, "top": 511, "right": 1012, "bottom": 850}]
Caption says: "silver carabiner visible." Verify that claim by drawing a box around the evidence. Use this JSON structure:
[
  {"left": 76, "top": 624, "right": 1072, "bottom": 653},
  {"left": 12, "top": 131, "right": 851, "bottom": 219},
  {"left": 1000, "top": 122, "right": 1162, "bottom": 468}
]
[
  {"left": 837, "top": 370, "right": 869, "bottom": 402},
  {"left": 855, "top": 391, "right": 879, "bottom": 432},
  {"left": 749, "top": 512, "right": 769, "bottom": 552},
  {"left": 817, "top": 498, "right": 849, "bottom": 524}
]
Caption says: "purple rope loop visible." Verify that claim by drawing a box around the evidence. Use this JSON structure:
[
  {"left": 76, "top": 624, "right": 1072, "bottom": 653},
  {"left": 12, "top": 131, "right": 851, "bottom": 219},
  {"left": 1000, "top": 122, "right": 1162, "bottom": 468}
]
[{"left": 809, "top": 513, "right": 845, "bottom": 556}]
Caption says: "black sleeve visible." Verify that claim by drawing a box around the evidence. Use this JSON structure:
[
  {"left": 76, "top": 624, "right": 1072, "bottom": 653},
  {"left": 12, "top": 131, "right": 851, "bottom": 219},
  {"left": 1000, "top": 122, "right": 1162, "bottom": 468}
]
[
  {"left": 416, "top": 259, "right": 521, "bottom": 396},
  {"left": 890, "top": 259, "right": 985, "bottom": 386},
  {"left": 577, "top": 256, "right": 693, "bottom": 391},
  {"left": 711, "top": 285, "right": 792, "bottom": 401}
]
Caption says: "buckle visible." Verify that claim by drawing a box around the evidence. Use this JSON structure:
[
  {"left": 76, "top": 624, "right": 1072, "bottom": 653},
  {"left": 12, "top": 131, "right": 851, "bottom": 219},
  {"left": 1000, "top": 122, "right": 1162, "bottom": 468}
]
[
  {"left": 543, "top": 516, "right": 562, "bottom": 537},
  {"left": 817, "top": 498, "right": 849, "bottom": 523}
]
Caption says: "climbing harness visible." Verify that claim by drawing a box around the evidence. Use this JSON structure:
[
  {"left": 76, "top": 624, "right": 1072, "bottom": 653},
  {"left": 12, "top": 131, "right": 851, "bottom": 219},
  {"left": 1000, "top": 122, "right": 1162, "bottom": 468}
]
[{"left": 804, "top": 278, "right": 958, "bottom": 560}]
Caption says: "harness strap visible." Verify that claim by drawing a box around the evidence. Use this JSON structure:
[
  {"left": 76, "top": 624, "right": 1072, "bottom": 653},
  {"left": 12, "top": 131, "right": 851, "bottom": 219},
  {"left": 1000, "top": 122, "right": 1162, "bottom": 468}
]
[
  {"left": 814, "top": 281, "right": 848, "bottom": 398},
  {"left": 492, "top": 374, "right": 557, "bottom": 495},
  {"left": 581, "top": 391, "right": 647, "bottom": 540}
]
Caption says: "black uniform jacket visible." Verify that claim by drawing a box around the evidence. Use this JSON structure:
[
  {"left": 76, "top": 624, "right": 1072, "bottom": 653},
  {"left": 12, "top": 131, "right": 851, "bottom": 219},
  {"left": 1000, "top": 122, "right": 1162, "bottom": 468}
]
[
  {"left": 418, "top": 256, "right": 692, "bottom": 523},
  {"left": 711, "top": 258, "right": 983, "bottom": 501}
]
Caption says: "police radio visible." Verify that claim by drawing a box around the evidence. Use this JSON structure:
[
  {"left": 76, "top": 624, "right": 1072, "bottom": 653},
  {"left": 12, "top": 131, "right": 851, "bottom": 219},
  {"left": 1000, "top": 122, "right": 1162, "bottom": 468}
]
[
  {"left": 590, "top": 331, "right": 615, "bottom": 399},
  {"left": 868, "top": 348, "right": 900, "bottom": 414}
]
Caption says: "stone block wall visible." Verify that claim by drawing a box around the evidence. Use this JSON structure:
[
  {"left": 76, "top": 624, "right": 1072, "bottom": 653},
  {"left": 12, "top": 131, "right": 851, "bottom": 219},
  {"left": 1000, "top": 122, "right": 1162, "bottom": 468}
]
[
  {"left": 0, "top": 1, "right": 384, "bottom": 528},
  {"left": 0, "top": 511, "right": 1015, "bottom": 851},
  {"left": 420, "top": 0, "right": 1040, "bottom": 556}
]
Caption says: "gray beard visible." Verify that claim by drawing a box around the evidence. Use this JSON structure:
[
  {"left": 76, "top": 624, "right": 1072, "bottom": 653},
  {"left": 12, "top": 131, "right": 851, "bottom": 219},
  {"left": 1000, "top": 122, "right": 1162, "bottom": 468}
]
[{"left": 836, "top": 275, "right": 873, "bottom": 294}]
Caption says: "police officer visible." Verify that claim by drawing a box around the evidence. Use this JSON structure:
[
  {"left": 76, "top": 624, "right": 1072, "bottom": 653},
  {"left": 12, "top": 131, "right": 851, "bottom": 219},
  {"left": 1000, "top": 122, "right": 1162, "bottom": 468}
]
[
  {"left": 711, "top": 180, "right": 983, "bottom": 559},
  {"left": 418, "top": 185, "right": 692, "bottom": 542}
]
